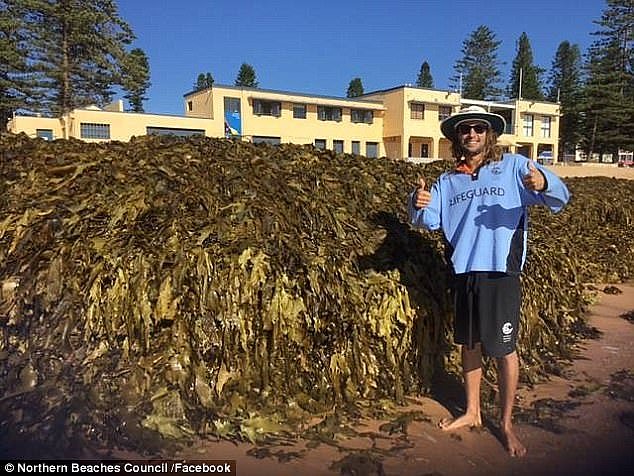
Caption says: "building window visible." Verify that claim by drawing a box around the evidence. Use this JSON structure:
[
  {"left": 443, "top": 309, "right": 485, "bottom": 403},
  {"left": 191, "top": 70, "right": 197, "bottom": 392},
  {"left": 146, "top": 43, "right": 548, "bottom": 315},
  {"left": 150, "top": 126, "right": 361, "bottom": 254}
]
[
  {"left": 36, "top": 129, "right": 53, "bottom": 140},
  {"left": 252, "top": 136, "right": 281, "bottom": 145},
  {"left": 317, "top": 106, "right": 342, "bottom": 122},
  {"left": 187, "top": 101, "right": 193, "bottom": 111},
  {"left": 351, "top": 141, "right": 360, "bottom": 155},
  {"left": 253, "top": 99, "right": 281, "bottom": 117},
  {"left": 351, "top": 109, "right": 373, "bottom": 124},
  {"left": 224, "top": 97, "right": 241, "bottom": 114},
  {"left": 80, "top": 123, "right": 110, "bottom": 139},
  {"left": 438, "top": 106, "right": 452, "bottom": 121},
  {"left": 541, "top": 116, "right": 551, "bottom": 138},
  {"left": 314, "top": 139, "right": 326, "bottom": 150},
  {"left": 366, "top": 142, "right": 378, "bottom": 158},
  {"left": 293, "top": 104, "right": 306, "bottom": 119},
  {"left": 333, "top": 140, "right": 344, "bottom": 153},
  {"left": 410, "top": 102, "right": 425, "bottom": 120},
  {"left": 147, "top": 126, "right": 204, "bottom": 137},
  {"left": 523, "top": 114, "right": 534, "bottom": 137}
]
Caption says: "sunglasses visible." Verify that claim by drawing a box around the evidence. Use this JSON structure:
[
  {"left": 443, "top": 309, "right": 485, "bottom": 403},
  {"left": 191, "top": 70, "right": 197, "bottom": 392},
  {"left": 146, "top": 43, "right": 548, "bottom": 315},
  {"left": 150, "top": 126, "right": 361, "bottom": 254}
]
[{"left": 457, "top": 123, "right": 489, "bottom": 135}]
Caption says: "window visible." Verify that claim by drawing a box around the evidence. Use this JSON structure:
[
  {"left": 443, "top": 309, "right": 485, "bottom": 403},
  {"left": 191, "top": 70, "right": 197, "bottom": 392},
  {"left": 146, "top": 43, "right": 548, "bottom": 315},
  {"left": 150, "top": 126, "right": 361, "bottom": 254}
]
[
  {"left": 366, "top": 142, "right": 379, "bottom": 158},
  {"left": 252, "top": 136, "right": 281, "bottom": 145},
  {"left": 314, "top": 139, "right": 326, "bottom": 150},
  {"left": 224, "top": 97, "right": 241, "bottom": 114},
  {"left": 317, "top": 106, "right": 342, "bottom": 122},
  {"left": 293, "top": 104, "right": 306, "bottom": 119},
  {"left": 410, "top": 102, "right": 425, "bottom": 120},
  {"left": 253, "top": 99, "right": 281, "bottom": 117},
  {"left": 146, "top": 126, "right": 205, "bottom": 137},
  {"left": 36, "top": 129, "right": 53, "bottom": 140},
  {"left": 523, "top": 114, "right": 534, "bottom": 137},
  {"left": 80, "top": 123, "right": 110, "bottom": 139},
  {"left": 541, "top": 116, "right": 551, "bottom": 138},
  {"left": 187, "top": 101, "right": 193, "bottom": 112},
  {"left": 351, "top": 141, "right": 360, "bottom": 155},
  {"left": 438, "top": 106, "right": 452, "bottom": 121},
  {"left": 333, "top": 140, "right": 344, "bottom": 154},
  {"left": 351, "top": 109, "right": 373, "bottom": 124}
]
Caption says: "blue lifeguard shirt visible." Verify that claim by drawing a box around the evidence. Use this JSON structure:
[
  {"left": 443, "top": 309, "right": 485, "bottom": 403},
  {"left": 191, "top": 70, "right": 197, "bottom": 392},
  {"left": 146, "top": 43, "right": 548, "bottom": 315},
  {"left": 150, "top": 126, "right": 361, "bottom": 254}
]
[{"left": 408, "top": 153, "right": 570, "bottom": 275}]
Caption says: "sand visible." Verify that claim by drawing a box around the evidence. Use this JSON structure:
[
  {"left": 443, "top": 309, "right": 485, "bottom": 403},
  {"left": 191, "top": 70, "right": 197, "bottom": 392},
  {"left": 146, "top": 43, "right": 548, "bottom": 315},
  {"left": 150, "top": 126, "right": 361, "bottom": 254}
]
[{"left": 547, "top": 163, "right": 634, "bottom": 180}]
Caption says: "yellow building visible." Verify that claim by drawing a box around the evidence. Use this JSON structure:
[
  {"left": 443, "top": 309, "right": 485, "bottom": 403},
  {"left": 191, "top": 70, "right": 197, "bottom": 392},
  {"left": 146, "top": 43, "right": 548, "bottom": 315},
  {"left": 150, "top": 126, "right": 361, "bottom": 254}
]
[
  {"left": 361, "top": 86, "right": 559, "bottom": 162},
  {"left": 184, "top": 84, "right": 385, "bottom": 157},
  {"left": 6, "top": 100, "right": 218, "bottom": 142},
  {"left": 6, "top": 84, "right": 560, "bottom": 162}
]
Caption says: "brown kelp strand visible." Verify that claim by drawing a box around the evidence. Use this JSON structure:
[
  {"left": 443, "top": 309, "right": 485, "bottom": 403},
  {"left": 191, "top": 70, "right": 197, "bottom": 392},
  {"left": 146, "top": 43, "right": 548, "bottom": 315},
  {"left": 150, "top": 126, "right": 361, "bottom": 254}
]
[{"left": 0, "top": 133, "right": 632, "bottom": 455}]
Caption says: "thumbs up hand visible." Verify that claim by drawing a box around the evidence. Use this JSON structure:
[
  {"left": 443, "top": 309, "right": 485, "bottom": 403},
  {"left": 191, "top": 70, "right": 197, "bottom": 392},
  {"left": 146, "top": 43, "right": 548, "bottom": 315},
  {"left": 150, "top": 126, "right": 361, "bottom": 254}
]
[
  {"left": 523, "top": 161, "right": 546, "bottom": 192},
  {"left": 414, "top": 177, "right": 432, "bottom": 209}
]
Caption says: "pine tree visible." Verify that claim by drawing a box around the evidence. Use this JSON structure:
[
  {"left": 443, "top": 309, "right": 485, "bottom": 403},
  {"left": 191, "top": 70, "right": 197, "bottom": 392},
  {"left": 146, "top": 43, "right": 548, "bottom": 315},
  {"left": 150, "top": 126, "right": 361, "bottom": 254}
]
[
  {"left": 24, "top": 0, "right": 134, "bottom": 115},
  {"left": 547, "top": 41, "right": 584, "bottom": 155},
  {"left": 451, "top": 25, "right": 503, "bottom": 100},
  {"left": 416, "top": 61, "right": 433, "bottom": 88},
  {"left": 346, "top": 77, "right": 364, "bottom": 97},
  {"left": 235, "top": 63, "right": 258, "bottom": 87},
  {"left": 581, "top": 0, "right": 634, "bottom": 158},
  {"left": 0, "top": 0, "right": 37, "bottom": 126},
  {"left": 508, "top": 32, "right": 544, "bottom": 100},
  {"left": 121, "top": 48, "right": 150, "bottom": 113},
  {"left": 194, "top": 72, "right": 214, "bottom": 91}
]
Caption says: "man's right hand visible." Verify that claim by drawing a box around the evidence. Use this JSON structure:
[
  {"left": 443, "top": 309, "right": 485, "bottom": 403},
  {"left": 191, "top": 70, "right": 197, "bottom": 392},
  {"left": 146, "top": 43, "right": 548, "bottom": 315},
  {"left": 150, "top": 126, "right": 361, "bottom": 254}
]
[{"left": 414, "top": 177, "right": 431, "bottom": 209}]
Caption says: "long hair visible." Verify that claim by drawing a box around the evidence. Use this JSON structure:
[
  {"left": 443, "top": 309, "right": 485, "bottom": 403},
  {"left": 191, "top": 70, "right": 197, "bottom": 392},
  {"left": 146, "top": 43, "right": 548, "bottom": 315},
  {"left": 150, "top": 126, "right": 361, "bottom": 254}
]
[{"left": 451, "top": 130, "right": 503, "bottom": 162}]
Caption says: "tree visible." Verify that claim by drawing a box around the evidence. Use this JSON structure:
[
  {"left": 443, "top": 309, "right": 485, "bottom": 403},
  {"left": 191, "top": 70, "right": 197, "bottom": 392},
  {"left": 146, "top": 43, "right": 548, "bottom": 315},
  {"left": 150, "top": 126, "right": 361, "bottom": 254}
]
[
  {"left": 508, "top": 32, "right": 544, "bottom": 100},
  {"left": 451, "top": 25, "right": 503, "bottom": 100},
  {"left": 121, "top": 48, "right": 150, "bottom": 113},
  {"left": 416, "top": 61, "right": 433, "bottom": 88},
  {"left": 547, "top": 41, "right": 584, "bottom": 155},
  {"left": 346, "top": 77, "right": 364, "bottom": 97},
  {"left": 235, "top": 63, "right": 258, "bottom": 87},
  {"left": 23, "top": 0, "right": 134, "bottom": 115},
  {"left": 194, "top": 72, "right": 214, "bottom": 91},
  {"left": 580, "top": 0, "right": 634, "bottom": 158},
  {"left": 0, "top": 0, "right": 38, "bottom": 126}
]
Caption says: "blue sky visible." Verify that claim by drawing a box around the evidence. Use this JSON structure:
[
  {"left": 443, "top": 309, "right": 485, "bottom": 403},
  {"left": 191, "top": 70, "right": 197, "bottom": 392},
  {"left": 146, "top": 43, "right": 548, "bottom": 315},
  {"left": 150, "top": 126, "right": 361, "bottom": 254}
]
[{"left": 116, "top": 0, "right": 606, "bottom": 115}]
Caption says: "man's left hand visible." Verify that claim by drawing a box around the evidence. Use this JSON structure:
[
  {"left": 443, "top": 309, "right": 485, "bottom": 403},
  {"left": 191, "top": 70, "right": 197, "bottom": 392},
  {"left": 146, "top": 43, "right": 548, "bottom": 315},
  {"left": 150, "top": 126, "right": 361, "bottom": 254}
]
[{"left": 523, "top": 161, "right": 546, "bottom": 192}]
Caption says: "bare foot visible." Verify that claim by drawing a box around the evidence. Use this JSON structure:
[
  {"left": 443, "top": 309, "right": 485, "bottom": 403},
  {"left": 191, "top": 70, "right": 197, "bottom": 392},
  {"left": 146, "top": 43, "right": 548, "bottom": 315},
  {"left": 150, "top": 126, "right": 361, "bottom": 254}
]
[
  {"left": 439, "top": 413, "right": 482, "bottom": 431},
  {"left": 501, "top": 426, "right": 526, "bottom": 457}
]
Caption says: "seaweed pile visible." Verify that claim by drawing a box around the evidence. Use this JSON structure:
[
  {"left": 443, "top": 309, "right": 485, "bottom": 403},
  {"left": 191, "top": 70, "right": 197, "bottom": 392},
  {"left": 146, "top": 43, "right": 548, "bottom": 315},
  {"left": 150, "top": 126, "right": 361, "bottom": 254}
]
[{"left": 1, "top": 134, "right": 632, "bottom": 455}]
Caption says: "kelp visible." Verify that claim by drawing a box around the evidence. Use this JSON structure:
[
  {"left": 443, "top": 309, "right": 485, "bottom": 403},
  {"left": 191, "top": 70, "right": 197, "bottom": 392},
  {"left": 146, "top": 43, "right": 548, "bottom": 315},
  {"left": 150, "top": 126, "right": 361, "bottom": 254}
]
[{"left": 0, "top": 133, "right": 632, "bottom": 456}]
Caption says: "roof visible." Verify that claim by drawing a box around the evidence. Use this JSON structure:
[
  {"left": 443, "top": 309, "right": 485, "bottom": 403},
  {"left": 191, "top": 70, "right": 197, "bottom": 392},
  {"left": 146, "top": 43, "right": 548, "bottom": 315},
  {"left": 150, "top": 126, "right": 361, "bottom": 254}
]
[{"left": 183, "top": 83, "right": 384, "bottom": 108}]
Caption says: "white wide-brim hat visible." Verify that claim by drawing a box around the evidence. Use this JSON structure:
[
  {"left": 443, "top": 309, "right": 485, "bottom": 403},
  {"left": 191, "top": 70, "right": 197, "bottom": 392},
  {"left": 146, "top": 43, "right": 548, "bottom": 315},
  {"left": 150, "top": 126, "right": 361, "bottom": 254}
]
[{"left": 440, "top": 105, "right": 506, "bottom": 141}]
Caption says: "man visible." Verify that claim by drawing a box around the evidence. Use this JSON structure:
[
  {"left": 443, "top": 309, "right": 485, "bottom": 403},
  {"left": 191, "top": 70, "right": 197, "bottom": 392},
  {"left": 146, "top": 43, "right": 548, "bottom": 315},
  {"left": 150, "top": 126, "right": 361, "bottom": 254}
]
[{"left": 408, "top": 105, "right": 570, "bottom": 457}]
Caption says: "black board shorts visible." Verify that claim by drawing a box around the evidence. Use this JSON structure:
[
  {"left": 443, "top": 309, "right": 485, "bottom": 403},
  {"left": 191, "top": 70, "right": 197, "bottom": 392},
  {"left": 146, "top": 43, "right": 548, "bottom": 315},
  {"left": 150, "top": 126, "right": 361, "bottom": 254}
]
[{"left": 453, "top": 271, "right": 521, "bottom": 357}]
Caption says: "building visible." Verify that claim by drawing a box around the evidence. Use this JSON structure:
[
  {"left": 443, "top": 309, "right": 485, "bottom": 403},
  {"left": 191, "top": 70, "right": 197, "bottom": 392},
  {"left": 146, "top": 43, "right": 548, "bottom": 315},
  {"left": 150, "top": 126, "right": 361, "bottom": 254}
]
[
  {"left": 6, "top": 84, "right": 561, "bottom": 162},
  {"left": 184, "top": 84, "right": 386, "bottom": 157}
]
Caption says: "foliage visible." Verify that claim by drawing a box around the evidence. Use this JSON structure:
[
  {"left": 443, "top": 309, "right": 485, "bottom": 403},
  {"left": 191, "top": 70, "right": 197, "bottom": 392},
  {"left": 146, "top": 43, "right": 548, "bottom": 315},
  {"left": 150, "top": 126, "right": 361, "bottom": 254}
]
[
  {"left": 547, "top": 41, "right": 584, "bottom": 155},
  {"left": 0, "top": 0, "right": 35, "bottom": 125},
  {"left": 235, "top": 63, "right": 258, "bottom": 88},
  {"left": 346, "top": 77, "right": 364, "bottom": 97},
  {"left": 580, "top": 0, "right": 634, "bottom": 158},
  {"left": 194, "top": 72, "right": 214, "bottom": 91},
  {"left": 415, "top": 61, "right": 433, "bottom": 88},
  {"left": 2, "top": 0, "right": 136, "bottom": 115},
  {"left": 451, "top": 25, "right": 503, "bottom": 100},
  {"left": 508, "top": 32, "right": 544, "bottom": 100},
  {"left": 121, "top": 48, "right": 151, "bottom": 113}
]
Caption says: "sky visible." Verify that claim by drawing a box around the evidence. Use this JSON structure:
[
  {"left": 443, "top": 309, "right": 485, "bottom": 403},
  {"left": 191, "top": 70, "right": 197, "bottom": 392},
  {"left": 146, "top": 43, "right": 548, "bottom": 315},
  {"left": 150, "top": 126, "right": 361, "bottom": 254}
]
[{"left": 115, "top": 0, "right": 607, "bottom": 115}]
